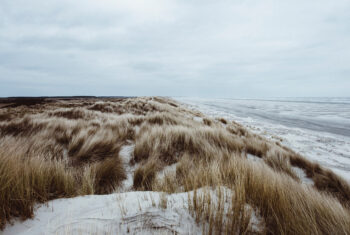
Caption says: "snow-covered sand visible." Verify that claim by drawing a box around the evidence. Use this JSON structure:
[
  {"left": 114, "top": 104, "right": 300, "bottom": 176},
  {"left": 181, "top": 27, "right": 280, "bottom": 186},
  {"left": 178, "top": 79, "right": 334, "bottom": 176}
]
[
  {"left": 3, "top": 191, "right": 198, "bottom": 235},
  {"left": 3, "top": 188, "right": 263, "bottom": 235},
  {"left": 118, "top": 142, "right": 136, "bottom": 192},
  {"left": 175, "top": 97, "right": 350, "bottom": 181}
]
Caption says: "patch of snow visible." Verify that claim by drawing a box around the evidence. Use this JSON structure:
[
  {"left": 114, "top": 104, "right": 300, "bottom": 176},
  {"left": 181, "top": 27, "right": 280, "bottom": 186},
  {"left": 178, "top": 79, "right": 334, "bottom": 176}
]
[
  {"left": 193, "top": 116, "right": 203, "bottom": 123},
  {"left": 62, "top": 148, "right": 69, "bottom": 165},
  {"left": 292, "top": 166, "right": 314, "bottom": 185},
  {"left": 245, "top": 204, "right": 264, "bottom": 233},
  {"left": 247, "top": 153, "right": 264, "bottom": 163},
  {"left": 118, "top": 143, "right": 136, "bottom": 192},
  {"left": 4, "top": 187, "right": 264, "bottom": 235},
  {"left": 1, "top": 191, "right": 197, "bottom": 235},
  {"left": 157, "top": 163, "right": 177, "bottom": 180},
  {"left": 134, "top": 125, "right": 140, "bottom": 135}
]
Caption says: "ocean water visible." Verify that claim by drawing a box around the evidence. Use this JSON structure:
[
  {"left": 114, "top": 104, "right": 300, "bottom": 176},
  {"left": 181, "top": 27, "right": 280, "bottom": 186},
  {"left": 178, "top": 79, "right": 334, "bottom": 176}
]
[{"left": 175, "top": 97, "right": 350, "bottom": 180}]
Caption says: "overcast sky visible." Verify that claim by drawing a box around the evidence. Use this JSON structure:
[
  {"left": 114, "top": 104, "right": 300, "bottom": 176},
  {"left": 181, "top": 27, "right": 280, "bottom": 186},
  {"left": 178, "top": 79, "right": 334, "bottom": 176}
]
[{"left": 0, "top": 0, "right": 349, "bottom": 98}]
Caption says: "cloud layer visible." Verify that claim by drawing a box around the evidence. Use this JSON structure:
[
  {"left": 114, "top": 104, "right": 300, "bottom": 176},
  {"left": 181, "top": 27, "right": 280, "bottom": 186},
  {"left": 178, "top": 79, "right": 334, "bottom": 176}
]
[{"left": 1, "top": 0, "right": 349, "bottom": 97}]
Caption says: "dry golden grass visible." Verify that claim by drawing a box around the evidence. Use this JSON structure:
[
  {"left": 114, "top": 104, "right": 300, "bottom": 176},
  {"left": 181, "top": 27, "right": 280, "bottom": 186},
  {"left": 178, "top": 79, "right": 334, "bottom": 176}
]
[
  {"left": 187, "top": 184, "right": 254, "bottom": 234},
  {"left": 1, "top": 96, "right": 350, "bottom": 234},
  {"left": 264, "top": 148, "right": 299, "bottom": 181},
  {"left": 133, "top": 124, "right": 244, "bottom": 164},
  {"left": 0, "top": 146, "right": 75, "bottom": 229},
  {"left": 133, "top": 158, "right": 161, "bottom": 190},
  {"left": 153, "top": 153, "right": 350, "bottom": 234}
]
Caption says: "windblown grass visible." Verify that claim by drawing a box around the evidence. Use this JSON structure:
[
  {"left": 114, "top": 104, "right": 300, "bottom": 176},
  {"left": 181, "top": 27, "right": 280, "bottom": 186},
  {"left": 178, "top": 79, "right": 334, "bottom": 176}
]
[
  {"left": 0, "top": 96, "right": 350, "bottom": 234},
  {"left": 0, "top": 146, "right": 75, "bottom": 228},
  {"left": 153, "top": 153, "right": 350, "bottom": 234}
]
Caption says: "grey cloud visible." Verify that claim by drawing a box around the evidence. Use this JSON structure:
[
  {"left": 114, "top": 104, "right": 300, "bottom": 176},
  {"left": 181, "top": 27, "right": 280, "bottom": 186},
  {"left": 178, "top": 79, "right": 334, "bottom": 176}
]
[{"left": 0, "top": 0, "right": 349, "bottom": 97}]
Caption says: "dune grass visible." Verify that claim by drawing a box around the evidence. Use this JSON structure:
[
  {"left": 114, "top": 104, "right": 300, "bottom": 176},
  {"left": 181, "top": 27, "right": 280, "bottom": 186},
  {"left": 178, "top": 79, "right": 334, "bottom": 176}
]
[{"left": 0, "top": 97, "right": 349, "bottom": 234}]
